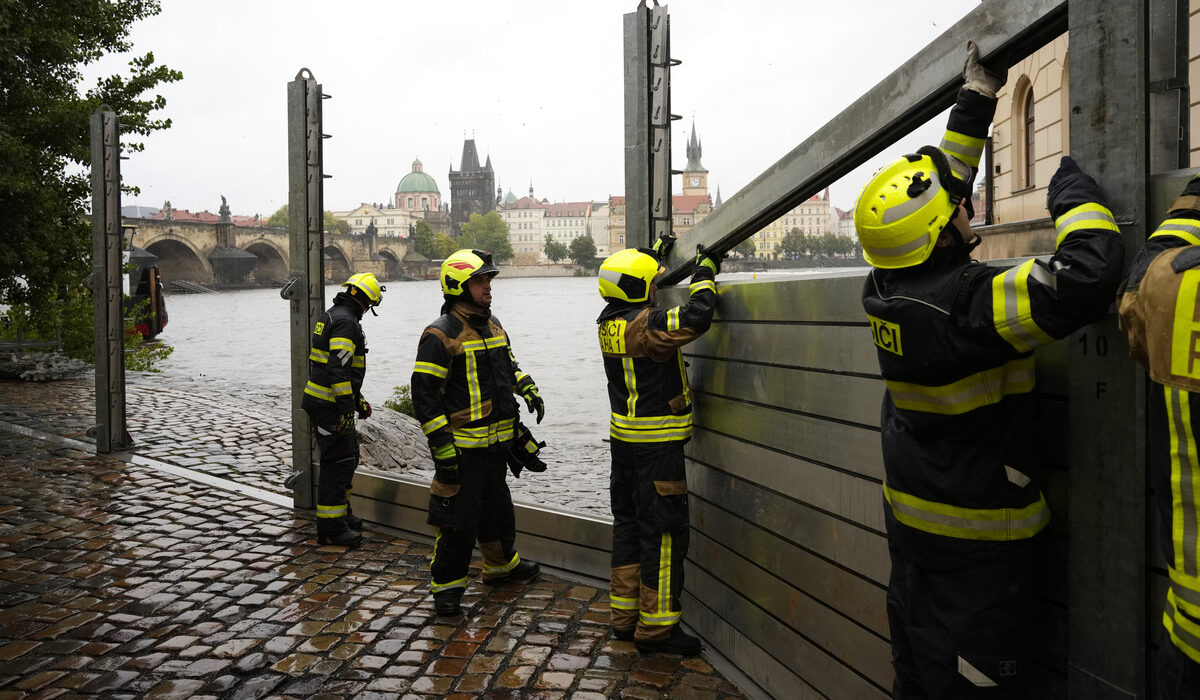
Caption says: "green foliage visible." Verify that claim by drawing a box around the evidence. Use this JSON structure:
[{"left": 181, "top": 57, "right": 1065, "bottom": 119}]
[
  {"left": 0, "top": 0, "right": 181, "bottom": 362},
  {"left": 433, "top": 233, "right": 459, "bottom": 259},
  {"left": 776, "top": 228, "right": 808, "bottom": 258},
  {"left": 458, "top": 212, "right": 513, "bottom": 262},
  {"left": 267, "top": 205, "right": 350, "bottom": 235},
  {"left": 734, "top": 238, "right": 758, "bottom": 258},
  {"left": 384, "top": 385, "right": 416, "bottom": 418},
  {"left": 411, "top": 220, "right": 437, "bottom": 258},
  {"left": 544, "top": 234, "right": 569, "bottom": 263},
  {"left": 568, "top": 235, "right": 597, "bottom": 267},
  {"left": 267, "top": 204, "right": 288, "bottom": 228}
]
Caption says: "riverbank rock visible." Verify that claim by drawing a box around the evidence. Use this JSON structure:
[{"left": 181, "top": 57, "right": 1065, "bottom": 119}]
[
  {"left": 358, "top": 407, "right": 431, "bottom": 474},
  {"left": 0, "top": 352, "right": 91, "bottom": 381}
]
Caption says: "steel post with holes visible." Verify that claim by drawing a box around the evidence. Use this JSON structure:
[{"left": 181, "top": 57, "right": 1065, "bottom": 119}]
[
  {"left": 1065, "top": 2, "right": 1149, "bottom": 696},
  {"left": 284, "top": 69, "right": 327, "bottom": 510},
  {"left": 89, "top": 108, "right": 129, "bottom": 454},
  {"left": 624, "top": 2, "right": 675, "bottom": 249}
]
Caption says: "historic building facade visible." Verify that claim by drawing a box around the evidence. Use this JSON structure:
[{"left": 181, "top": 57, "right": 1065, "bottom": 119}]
[{"left": 448, "top": 137, "right": 496, "bottom": 236}]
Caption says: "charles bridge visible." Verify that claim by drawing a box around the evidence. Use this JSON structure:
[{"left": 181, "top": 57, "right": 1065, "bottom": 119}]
[{"left": 126, "top": 217, "right": 414, "bottom": 289}]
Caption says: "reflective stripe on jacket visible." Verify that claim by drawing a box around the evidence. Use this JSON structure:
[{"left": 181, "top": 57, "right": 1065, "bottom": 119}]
[
  {"left": 301, "top": 293, "right": 366, "bottom": 416},
  {"left": 864, "top": 89, "right": 1125, "bottom": 543},
  {"left": 597, "top": 268, "right": 717, "bottom": 444},
  {"left": 411, "top": 304, "right": 530, "bottom": 450}
]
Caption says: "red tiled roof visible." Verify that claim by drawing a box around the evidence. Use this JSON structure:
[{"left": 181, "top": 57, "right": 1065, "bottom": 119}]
[
  {"left": 501, "top": 196, "right": 548, "bottom": 210},
  {"left": 544, "top": 201, "right": 593, "bottom": 217},
  {"left": 672, "top": 194, "right": 711, "bottom": 212}
]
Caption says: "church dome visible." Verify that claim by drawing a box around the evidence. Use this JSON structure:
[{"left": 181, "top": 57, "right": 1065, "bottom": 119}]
[{"left": 396, "top": 159, "right": 440, "bottom": 194}]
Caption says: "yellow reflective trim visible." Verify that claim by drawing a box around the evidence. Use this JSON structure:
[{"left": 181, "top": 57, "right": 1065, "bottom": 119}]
[
  {"left": 1150, "top": 219, "right": 1200, "bottom": 246},
  {"left": 452, "top": 419, "right": 517, "bottom": 448},
  {"left": 609, "top": 424, "right": 693, "bottom": 443},
  {"left": 1054, "top": 202, "right": 1120, "bottom": 247},
  {"left": 1169, "top": 566, "right": 1200, "bottom": 618},
  {"left": 462, "top": 335, "right": 508, "bottom": 352},
  {"left": 886, "top": 357, "right": 1035, "bottom": 415},
  {"left": 689, "top": 280, "right": 715, "bottom": 295},
  {"left": 1166, "top": 387, "right": 1200, "bottom": 576},
  {"left": 1170, "top": 273, "right": 1200, "bottom": 383},
  {"left": 351, "top": 355, "right": 365, "bottom": 369},
  {"left": 430, "top": 576, "right": 469, "bottom": 593},
  {"left": 1165, "top": 589, "right": 1200, "bottom": 664},
  {"left": 883, "top": 483, "right": 1050, "bottom": 541},
  {"left": 329, "top": 337, "right": 355, "bottom": 353},
  {"left": 466, "top": 348, "right": 482, "bottom": 421},
  {"left": 992, "top": 260, "right": 1056, "bottom": 353},
  {"left": 666, "top": 307, "right": 681, "bottom": 332},
  {"left": 640, "top": 610, "right": 681, "bottom": 625},
  {"left": 609, "top": 594, "right": 638, "bottom": 610},
  {"left": 316, "top": 503, "right": 348, "bottom": 519},
  {"left": 940, "top": 130, "right": 986, "bottom": 167},
  {"left": 610, "top": 412, "right": 692, "bottom": 428},
  {"left": 658, "top": 532, "right": 671, "bottom": 615},
  {"left": 304, "top": 381, "right": 335, "bottom": 402},
  {"left": 622, "top": 357, "right": 637, "bottom": 417},
  {"left": 331, "top": 381, "right": 353, "bottom": 396},
  {"left": 421, "top": 415, "right": 449, "bottom": 435},
  {"left": 414, "top": 361, "right": 448, "bottom": 379},
  {"left": 308, "top": 348, "right": 330, "bottom": 363},
  {"left": 677, "top": 350, "right": 691, "bottom": 407},
  {"left": 483, "top": 552, "right": 519, "bottom": 575}
]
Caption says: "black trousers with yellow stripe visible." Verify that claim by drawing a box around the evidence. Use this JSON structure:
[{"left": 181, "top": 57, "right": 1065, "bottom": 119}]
[
  {"left": 429, "top": 448, "right": 519, "bottom": 593},
  {"left": 309, "top": 410, "right": 358, "bottom": 522},
  {"left": 609, "top": 439, "right": 689, "bottom": 643}
]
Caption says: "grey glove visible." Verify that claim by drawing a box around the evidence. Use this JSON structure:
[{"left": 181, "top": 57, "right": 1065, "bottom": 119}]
[{"left": 962, "top": 40, "right": 1005, "bottom": 98}]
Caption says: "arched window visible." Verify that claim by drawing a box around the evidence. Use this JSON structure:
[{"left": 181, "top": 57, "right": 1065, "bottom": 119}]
[{"left": 1023, "top": 87, "right": 1036, "bottom": 187}]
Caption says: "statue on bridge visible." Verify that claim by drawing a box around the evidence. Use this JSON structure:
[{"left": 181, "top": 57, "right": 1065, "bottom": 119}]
[{"left": 218, "top": 195, "right": 231, "bottom": 223}]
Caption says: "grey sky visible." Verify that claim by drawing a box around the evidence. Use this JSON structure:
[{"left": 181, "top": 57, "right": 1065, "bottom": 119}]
[{"left": 92, "top": 0, "right": 979, "bottom": 219}]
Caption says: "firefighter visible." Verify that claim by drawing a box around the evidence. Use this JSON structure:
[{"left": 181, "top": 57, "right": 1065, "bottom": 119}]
[
  {"left": 1119, "top": 173, "right": 1200, "bottom": 698},
  {"left": 412, "top": 249, "right": 544, "bottom": 617},
  {"left": 596, "top": 239, "right": 718, "bottom": 656},
  {"left": 301, "top": 272, "right": 385, "bottom": 548},
  {"left": 855, "top": 42, "right": 1125, "bottom": 698}
]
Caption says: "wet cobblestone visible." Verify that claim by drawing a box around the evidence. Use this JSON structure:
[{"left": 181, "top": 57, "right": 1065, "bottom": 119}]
[{"left": 0, "top": 378, "right": 748, "bottom": 698}]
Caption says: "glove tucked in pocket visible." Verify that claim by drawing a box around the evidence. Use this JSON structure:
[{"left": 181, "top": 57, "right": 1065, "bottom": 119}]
[{"left": 426, "top": 479, "right": 462, "bottom": 528}]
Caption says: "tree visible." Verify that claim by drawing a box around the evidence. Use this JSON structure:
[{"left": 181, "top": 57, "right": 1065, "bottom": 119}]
[
  {"left": 733, "top": 238, "right": 757, "bottom": 258},
  {"left": 267, "top": 205, "right": 349, "bottom": 235},
  {"left": 458, "top": 211, "right": 514, "bottom": 262},
  {"left": 411, "top": 220, "right": 437, "bottom": 258},
  {"left": 544, "top": 235, "right": 569, "bottom": 263},
  {"left": 568, "top": 235, "right": 597, "bottom": 267},
  {"left": 267, "top": 205, "right": 288, "bottom": 228},
  {"left": 433, "top": 233, "right": 458, "bottom": 260},
  {"left": 0, "top": 1, "right": 182, "bottom": 359},
  {"left": 777, "top": 228, "right": 807, "bottom": 259}
]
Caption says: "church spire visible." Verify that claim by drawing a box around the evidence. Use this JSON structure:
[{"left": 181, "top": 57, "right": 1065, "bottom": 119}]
[{"left": 685, "top": 118, "right": 705, "bottom": 173}]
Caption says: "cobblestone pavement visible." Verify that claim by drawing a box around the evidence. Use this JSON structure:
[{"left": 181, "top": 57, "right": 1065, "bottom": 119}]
[
  {"left": 0, "top": 430, "right": 748, "bottom": 699},
  {"left": 0, "top": 374, "right": 610, "bottom": 517}
]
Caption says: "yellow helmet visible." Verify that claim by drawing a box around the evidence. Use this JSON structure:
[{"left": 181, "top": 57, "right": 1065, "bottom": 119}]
[
  {"left": 342, "top": 272, "right": 384, "bottom": 305},
  {"left": 441, "top": 249, "right": 498, "bottom": 296},
  {"left": 854, "top": 146, "right": 965, "bottom": 269},
  {"left": 598, "top": 248, "right": 661, "bottom": 303}
]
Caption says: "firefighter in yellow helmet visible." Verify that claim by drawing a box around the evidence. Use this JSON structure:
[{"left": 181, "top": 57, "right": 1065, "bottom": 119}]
[
  {"left": 1119, "top": 173, "right": 1200, "bottom": 696},
  {"left": 596, "top": 235, "right": 718, "bottom": 656},
  {"left": 411, "top": 249, "right": 545, "bottom": 617},
  {"left": 857, "top": 42, "right": 1125, "bottom": 697},
  {"left": 301, "top": 272, "right": 384, "bottom": 547}
]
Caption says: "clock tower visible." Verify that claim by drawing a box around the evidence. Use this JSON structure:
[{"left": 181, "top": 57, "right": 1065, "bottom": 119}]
[{"left": 682, "top": 120, "right": 708, "bottom": 196}]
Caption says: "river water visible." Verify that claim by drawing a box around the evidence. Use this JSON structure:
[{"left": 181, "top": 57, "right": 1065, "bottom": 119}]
[{"left": 157, "top": 275, "right": 617, "bottom": 472}]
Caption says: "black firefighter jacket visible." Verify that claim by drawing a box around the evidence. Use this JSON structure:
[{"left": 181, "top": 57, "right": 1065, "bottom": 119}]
[
  {"left": 411, "top": 304, "right": 535, "bottom": 452},
  {"left": 302, "top": 292, "right": 367, "bottom": 419},
  {"left": 597, "top": 265, "right": 717, "bottom": 444},
  {"left": 863, "top": 88, "right": 1125, "bottom": 552}
]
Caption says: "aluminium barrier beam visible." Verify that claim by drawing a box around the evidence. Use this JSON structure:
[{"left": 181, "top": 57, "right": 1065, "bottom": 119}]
[{"left": 655, "top": 0, "right": 1067, "bottom": 286}]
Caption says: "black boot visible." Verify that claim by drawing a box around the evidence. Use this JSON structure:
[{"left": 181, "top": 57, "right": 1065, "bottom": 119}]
[
  {"left": 483, "top": 560, "right": 541, "bottom": 585},
  {"left": 433, "top": 589, "right": 463, "bottom": 617},
  {"left": 316, "top": 518, "right": 362, "bottom": 547},
  {"left": 345, "top": 512, "right": 363, "bottom": 531},
  {"left": 635, "top": 626, "right": 702, "bottom": 656}
]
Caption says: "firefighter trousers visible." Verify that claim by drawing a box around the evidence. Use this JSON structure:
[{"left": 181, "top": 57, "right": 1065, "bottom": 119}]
[
  {"left": 609, "top": 439, "right": 690, "bottom": 643},
  {"left": 310, "top": 411, "right": 359, "bottom": 523},
  {"left": 886, "top": 510, "right": 1037, "bottom": 700},
  {"left": 429, "top": 448, "right": 520, "bottom": 593},
  {"left": 1158, "top": 618, "right": 1200, "bottom": 699}
]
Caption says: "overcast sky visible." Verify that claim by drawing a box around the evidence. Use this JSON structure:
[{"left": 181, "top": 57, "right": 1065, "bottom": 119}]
[{"left": 89, "top": 0, "right": 980, "bottom": 218}]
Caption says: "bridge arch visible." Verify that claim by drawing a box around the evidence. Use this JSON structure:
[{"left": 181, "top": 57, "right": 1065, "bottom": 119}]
[
  {"left": 244, "top": 239, "right": 288, "bottom": 285},
  {"left": 142, "top": 236, "right": 211, "bottom": 284},
  {"left": 375, "top": 249, "right": 402, "bottom": 280},
  {"left": 323, "top": 244, "right": 351, "bottom": 283}
]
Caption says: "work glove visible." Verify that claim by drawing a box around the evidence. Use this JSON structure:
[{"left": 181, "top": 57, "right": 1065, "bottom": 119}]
[
  {"left": 962, "top": 40, "right": 1006, "bottom": 98},
  {"left": 1047, "top": 156, "right": 1108, "bottom": 220},
  {"left": 520, "top": 384, "right": 545, "bottom": 424},
  {"left": 337, "top": 412, "right": 356, "bottom": 436},
  {"left": 695, "top": 249, "right": 721, "bottom": 276},
  {"left": 507, "top": 422, "right": 548, "bottom": 478},
  {"left": 651, "top": 232, "right": 677, "bottom": 261},
  {"left": 431, "top": 441, "right": 460, "bottom": 485},
  {"left": 356, "top": 396, "right": 372, "bottom": 420}
]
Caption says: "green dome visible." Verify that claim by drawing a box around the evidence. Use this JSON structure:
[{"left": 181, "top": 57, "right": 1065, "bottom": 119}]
[{"left": 396, "top": 170, "right": 440, "bottom": 194}]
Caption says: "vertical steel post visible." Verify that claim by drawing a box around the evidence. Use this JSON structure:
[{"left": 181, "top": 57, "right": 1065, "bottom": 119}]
[
  {"left": 1066, "top": 1, "right": 1148, "bottom": 696},
  {"left": 90, "top": 108, "right": 129, "bottom": 453},
  {"left": 624, "top": 2, "right": 675, "bottom": 249},
  {"left": 284, "top": 69, "right": 327, "bottom": 509}
]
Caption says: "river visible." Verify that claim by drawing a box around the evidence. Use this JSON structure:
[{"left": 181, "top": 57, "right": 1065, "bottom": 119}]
[{"left": 157, "top": 275, "right": 616, "bottom": 472}]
